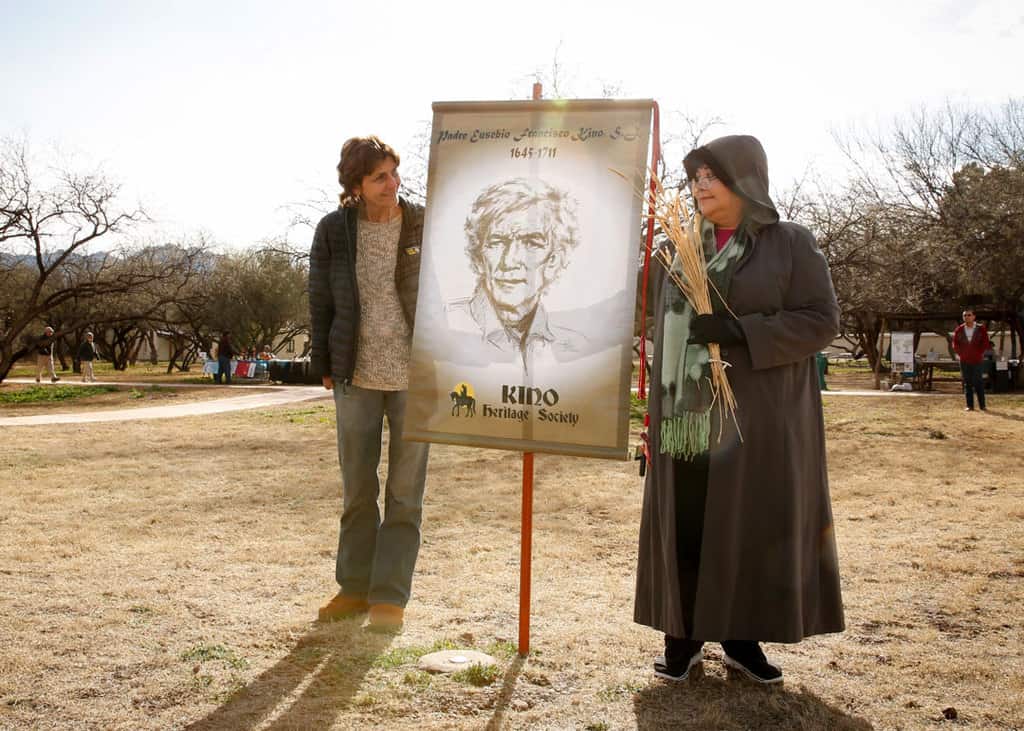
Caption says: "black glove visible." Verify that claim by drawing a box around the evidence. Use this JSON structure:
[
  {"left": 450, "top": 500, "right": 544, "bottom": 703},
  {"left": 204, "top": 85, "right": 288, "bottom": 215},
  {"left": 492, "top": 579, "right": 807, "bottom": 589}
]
[{"left": 687, "top": 314, "right": 745, "bottom": 346}]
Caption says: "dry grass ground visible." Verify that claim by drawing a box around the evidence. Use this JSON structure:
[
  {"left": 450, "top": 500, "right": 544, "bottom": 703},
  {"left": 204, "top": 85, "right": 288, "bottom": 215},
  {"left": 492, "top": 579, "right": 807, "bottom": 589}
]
[
  {"left": 1, "top": 391, "right": 1022, "bottom": 730},
  {"left": 0, "top": 382, "right": 276, "bottom": 416}
]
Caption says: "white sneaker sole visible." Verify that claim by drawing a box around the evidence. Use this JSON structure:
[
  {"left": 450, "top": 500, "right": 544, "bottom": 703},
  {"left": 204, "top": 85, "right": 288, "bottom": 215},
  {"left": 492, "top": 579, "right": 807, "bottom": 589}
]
[
  {"left": 723, "top": 653, "right": 783, "bottom": 684},
  {"left": 653, "top": 649, "right": 703, "bottom": 682}
]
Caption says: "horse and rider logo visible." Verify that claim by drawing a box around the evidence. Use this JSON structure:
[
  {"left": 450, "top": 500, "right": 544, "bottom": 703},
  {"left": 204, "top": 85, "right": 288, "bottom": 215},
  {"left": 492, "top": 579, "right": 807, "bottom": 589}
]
[{"left": 450, "top": 382, "right": 476, "bottom": 417}]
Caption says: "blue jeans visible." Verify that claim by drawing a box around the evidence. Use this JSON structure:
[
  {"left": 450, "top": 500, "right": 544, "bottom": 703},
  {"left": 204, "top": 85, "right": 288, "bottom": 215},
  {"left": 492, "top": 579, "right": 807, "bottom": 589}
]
[
  {"left": 960, "top": 362, "right": 986, "bottom": 409},
  {"left": 215, "top": 356, "right": 232, "bottom": 384},
  {"left": 332, "top": 383, "right": 429, "bottom": 607}
]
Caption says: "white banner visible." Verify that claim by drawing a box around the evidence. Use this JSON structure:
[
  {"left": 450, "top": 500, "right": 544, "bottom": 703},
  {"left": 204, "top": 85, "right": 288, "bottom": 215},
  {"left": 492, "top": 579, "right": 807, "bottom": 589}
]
[
  {"left": 891, "top": 331, "right": 916, "bottom": 373},
  {"left": 405, "top": 99, "right": 653, "bottom": 459}
]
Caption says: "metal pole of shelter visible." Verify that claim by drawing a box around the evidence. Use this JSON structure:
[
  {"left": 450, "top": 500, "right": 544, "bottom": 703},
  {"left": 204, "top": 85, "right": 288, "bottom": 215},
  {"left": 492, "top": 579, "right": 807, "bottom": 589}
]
[{"left": 874, "top": 317, "right": 887, "bottom": 390}]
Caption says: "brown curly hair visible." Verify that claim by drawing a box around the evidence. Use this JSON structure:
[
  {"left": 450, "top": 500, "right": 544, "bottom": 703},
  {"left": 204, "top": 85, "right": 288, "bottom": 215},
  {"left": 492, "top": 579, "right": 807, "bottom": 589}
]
[{"left": 336, "top": 136, "right": 400, "bottom": 208}]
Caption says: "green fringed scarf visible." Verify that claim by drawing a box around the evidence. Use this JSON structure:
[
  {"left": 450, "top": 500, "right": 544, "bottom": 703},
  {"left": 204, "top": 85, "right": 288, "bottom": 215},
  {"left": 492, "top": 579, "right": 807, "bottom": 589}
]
[{"left": 660, "top": 218, "right": 749, "bottom": 460}]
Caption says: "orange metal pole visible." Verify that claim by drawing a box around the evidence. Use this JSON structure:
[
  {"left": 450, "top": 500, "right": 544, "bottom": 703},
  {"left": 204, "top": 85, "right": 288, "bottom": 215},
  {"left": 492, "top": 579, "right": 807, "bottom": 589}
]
[
  {"left": 518, "top": 451, "right": 535, "bottom": 657},
  {"left": 517, "top": 81, "right": 543, "bottom": 659}
]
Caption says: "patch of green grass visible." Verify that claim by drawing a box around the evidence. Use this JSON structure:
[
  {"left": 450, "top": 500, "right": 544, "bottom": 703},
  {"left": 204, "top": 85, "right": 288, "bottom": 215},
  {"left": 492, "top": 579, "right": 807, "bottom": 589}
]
[
  {"left": 181, "top": 643, "right": 248, "bottom": 670},
  {"left": 0, "top": 385, "right": 118, "bottom": 404},
  {"left": 191, "top": 674, "right": 214, "bottom": 690},
  {"left": 486, "top": 640, "right": 518, "bottom": 659},
  {"left": 629, "top": 393, "right": 648, "bottom": 424},
  {"left": 401, "top": 670, "right": 432, "bottom": 690},
  {"left": 585, "top": 723, "right": 610, "bottom": 731},
  {"left": 260, "top": 405, "right": 333, "bottom": 424},
  {"left": 452, "top": 662, "right": 501, "bottom": 687},
  {"left": 128, "top": 388, "right": 145, "bottom": 399},
  {"left": 371, "top": 638, "right": 459, "bottom": 670},
  {"left": 373, "top": 646, "right": 424, "bottom": 669},
  {"left": 826, "top": 358, "right": 874, "bottom": 373}
]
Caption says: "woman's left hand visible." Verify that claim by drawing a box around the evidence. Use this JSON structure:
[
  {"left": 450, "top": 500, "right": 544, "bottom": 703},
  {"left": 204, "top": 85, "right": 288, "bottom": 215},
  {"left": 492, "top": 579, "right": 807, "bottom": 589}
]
[{"left": 687, "top": 314, "right": 745, "bottom": 345}]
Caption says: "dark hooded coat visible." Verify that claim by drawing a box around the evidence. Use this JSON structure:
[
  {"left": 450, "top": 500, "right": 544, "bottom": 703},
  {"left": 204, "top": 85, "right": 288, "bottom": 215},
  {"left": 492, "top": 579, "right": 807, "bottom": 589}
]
[{"left": 634, "top": 135, "right": 845, "bottom": 642}]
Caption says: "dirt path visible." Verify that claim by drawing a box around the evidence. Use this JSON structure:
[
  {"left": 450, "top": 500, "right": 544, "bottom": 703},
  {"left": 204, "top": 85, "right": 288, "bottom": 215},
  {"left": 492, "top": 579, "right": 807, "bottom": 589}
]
[
  {"left": 0, "top": 379, "right": 330, "bottom": 426},
  {"left": 1, "top": 376, "right": 950, "bottom": 427},
  {"left": 2, "top": 378, "right": 943, "bottom": 429}
]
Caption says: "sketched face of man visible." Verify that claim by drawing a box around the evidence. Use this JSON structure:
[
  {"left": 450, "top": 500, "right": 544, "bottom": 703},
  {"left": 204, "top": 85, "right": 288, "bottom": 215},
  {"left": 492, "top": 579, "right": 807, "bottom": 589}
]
[{"left": 481, "top": 207, "right": 557, "bottom": 320}]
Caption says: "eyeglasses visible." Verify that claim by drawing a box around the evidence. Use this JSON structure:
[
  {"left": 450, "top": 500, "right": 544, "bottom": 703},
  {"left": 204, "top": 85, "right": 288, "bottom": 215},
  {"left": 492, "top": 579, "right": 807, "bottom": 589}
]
[{"left": 690, "top": 173, "right": 718, "bottom": 190}]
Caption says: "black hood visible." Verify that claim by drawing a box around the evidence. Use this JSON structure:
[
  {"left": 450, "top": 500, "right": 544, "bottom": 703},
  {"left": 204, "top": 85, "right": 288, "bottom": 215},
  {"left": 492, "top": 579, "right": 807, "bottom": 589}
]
[{"left": 683, "top": 134, "right": 779, "bottom": 228}]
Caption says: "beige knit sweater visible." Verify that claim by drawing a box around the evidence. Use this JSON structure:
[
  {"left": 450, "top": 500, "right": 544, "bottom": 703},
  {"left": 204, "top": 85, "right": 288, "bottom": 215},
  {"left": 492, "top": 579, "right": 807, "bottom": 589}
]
[{"left": 351, "top": 214, "right": 410, "bottom": 390}]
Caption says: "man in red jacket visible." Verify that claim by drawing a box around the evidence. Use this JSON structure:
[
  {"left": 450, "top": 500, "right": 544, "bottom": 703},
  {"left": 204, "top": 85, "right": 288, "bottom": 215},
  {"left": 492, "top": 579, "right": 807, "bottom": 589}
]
[{"left": 952, "top": 308, "right": 992, "bottom": 411}]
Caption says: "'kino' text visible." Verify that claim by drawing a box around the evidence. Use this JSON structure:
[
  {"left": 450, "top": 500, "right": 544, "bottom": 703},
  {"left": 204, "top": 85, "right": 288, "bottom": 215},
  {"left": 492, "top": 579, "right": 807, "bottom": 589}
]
[{"left": 472, "top": 385, "right": 579, "bottom": 426}]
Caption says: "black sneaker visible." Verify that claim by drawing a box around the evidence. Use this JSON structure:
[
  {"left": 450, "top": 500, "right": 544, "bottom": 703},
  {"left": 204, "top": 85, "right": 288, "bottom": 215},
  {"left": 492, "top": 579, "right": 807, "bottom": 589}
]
[
  {"left": 653, "top": 648, "right": 703, "bottom": 682},
  {"left": 721, "top": 641, "right": 783, "bottom": 684}
]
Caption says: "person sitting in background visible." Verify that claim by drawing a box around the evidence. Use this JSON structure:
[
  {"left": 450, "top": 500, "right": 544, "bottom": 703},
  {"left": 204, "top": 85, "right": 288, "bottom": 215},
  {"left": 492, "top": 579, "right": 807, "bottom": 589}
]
[{"left": 258, "top": 345, "right": 274, "bottom": 360}]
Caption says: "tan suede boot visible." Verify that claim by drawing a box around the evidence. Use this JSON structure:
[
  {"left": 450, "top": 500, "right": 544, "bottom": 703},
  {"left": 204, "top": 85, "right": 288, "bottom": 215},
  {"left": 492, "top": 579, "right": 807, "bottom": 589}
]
[
  {"left": 317, "top": 592, "right": 369, "bottom": 622},
  {"left": 367, "top": 603, "right": 404, "bottom": 631}
]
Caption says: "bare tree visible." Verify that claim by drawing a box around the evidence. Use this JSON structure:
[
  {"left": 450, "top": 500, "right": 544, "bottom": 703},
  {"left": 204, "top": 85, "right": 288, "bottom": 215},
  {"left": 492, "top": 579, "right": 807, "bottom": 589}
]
[
  {"left": 805, "top": 98, "right": 1024, "bottom": 367},
  {"left": 31, "top": 242, "right": 211, "bottom": 372},
  {"left": 0, "top": 138, "right": 153, "bottom": 381},
  {"left": 836, "top": 98, "right": 1023, "bottom": 220}
]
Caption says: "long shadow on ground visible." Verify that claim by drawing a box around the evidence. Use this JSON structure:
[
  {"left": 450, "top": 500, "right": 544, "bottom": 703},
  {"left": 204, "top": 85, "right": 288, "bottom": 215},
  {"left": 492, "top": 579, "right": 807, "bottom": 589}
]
[
  {"left": 982, "top": 407, "right": 1024, "bottom": 423},
  {"left": 634, "top": 668, "right": 872, "bottom": 731},
  {"left": 485, "top": 656, "right": 526, "bottom": 730},
  {"left": 186, "top": 618, "right": 393, "bottom": 730}
]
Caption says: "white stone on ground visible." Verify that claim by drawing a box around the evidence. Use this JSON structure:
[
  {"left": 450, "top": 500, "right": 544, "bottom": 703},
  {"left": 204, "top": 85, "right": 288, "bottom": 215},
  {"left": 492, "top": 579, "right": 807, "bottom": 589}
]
[{"left": 418, "top": 649, "right": 496, "bottom": 673}]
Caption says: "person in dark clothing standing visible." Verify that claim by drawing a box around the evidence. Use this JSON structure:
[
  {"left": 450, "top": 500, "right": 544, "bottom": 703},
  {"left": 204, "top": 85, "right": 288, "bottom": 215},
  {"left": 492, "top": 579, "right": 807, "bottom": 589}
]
[
  {"left": 952, "top": 308, "right": 992, "bottom": 411},
  {"left": 215, "top": 332, "right": 234, "bottom": 385},
  {"left": 634, "top": 135, "right": 844, "bottom": 685},
  {"left": 34, "top": 326, "right": 60, "bottom": 384},
  {"left": 308, "top": 136, "right": 429, "bottom": 631},
  {"left": 77, "top": 332, "right": 97, "bottom": 382}
]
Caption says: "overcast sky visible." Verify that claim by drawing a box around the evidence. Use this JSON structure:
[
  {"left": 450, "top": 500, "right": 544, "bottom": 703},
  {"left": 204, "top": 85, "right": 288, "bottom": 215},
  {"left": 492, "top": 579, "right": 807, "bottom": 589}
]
[{"left": 2, "top": 0, "right": 1021, "bottom": 250}]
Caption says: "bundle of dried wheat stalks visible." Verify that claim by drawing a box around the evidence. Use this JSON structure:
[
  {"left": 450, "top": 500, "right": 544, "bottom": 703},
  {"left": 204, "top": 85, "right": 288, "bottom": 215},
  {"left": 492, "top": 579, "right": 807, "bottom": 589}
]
[{"left": 636, "top": 170, "right": 740, "bottom": 441}]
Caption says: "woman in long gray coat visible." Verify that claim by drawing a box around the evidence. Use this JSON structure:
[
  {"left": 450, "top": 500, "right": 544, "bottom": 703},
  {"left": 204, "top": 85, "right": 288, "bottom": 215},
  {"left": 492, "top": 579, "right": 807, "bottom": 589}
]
[{"left": 634, "top": 134, "right": 844, "bottom": 684}]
